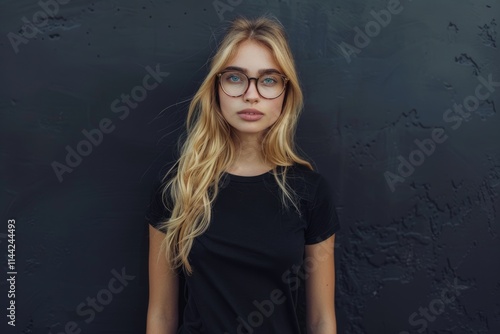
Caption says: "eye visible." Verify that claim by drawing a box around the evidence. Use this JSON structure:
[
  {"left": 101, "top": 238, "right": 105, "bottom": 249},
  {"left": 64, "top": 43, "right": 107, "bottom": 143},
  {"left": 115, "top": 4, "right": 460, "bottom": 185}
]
[
  {"left": 224, "top": 72, "right": 245, "bottom": 83},
  {"left": 261, "top": 75, "right": 279, "bottom": 86}
]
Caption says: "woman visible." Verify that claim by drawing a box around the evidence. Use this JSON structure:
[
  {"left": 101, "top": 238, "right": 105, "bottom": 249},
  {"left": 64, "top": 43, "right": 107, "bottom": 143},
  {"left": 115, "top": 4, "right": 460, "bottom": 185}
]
[{"left": 146, "top": 15, "right": 340, "bottom": 334}]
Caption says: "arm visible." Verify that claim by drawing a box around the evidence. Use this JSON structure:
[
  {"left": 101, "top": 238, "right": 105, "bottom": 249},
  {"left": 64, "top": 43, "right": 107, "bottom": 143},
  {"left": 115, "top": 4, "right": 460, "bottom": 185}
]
[
  {"left": 304, "top": 234, "right": 337, "bottom": 334},
  {"left": 146, "top": 225, "right": 179, "bottom": 334}
]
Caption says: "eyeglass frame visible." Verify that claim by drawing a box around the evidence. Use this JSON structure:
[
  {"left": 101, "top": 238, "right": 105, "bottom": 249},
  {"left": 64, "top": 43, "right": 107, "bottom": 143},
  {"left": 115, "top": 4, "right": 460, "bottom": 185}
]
[{"left": 217, "top": 70, "right": 289, "bottom": 100}]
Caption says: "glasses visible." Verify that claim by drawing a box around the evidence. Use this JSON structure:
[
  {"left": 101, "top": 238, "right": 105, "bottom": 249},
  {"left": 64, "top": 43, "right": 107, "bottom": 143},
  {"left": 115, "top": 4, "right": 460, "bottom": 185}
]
[{"left": 217, "top": 70, "right": 289, "bottom": 99}]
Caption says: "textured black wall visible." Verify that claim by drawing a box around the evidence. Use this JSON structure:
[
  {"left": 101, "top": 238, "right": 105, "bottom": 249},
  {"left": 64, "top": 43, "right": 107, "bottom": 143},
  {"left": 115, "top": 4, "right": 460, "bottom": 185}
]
[{"left": 1, "top": 0, "right": 499, "bottom": 333}]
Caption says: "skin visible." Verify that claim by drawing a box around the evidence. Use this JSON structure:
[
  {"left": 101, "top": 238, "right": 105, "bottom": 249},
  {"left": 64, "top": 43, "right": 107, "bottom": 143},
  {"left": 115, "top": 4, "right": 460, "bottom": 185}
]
[
  {"left": 305, "top": 235, "right": 337, "bottom": 333},
  {"left": 146, "top": 227, "right": 179, "bottom": 334}
]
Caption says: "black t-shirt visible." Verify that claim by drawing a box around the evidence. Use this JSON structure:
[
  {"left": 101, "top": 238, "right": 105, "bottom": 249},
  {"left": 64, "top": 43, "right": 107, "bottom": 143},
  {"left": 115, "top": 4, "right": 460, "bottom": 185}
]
[{"left": 145, "top": 163, "right": 341, "bottom": 334}]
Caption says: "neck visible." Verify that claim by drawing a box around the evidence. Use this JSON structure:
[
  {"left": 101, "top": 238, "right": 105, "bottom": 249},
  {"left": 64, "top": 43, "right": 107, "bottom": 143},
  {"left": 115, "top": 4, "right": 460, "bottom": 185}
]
[{"left": 229, "top": 131, "right": 273, "bottom": 171}]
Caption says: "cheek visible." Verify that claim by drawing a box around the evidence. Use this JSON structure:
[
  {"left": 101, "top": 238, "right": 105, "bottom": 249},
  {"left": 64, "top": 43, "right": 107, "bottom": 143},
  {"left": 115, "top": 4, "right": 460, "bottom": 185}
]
[
  {"left": 271, "top": 98, "right": 285, "bottom": 117},
  {"left": 218, "top": 87, "right": 230, "bottom": 113}
]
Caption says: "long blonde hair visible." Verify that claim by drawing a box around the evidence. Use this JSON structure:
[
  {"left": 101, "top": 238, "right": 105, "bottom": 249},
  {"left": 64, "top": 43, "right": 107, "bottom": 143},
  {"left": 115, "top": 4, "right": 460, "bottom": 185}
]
[{"left": 156, "top": 15, "right": 314, "bottom": 276}]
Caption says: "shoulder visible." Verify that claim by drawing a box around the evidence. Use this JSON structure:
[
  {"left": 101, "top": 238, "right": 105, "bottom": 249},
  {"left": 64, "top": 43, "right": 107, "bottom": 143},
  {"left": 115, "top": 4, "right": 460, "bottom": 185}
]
[
  {"left": 285, "top": 162, "right": 329, "bottom": 202},
  {"left": 285, "top": 163, "right": 341, "bottom": 236}
]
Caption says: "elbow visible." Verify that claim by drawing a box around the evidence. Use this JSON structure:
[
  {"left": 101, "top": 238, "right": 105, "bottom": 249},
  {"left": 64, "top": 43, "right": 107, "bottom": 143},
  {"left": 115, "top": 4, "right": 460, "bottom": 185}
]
[
  {"left": 307, "top": 319, "right": 337, "bottom": 334},
  {"left": 146, "top": 308, "right": 178, "bottom": 334}
]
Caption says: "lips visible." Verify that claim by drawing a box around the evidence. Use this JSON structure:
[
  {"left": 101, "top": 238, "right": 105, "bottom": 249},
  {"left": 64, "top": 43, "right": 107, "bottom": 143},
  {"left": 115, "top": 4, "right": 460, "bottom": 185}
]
[
  {"left": 237, "top": 109, "right": 264, "bottom": 115},
  {"left": 236, "top": 109, "right": 264, "bottom": 121}
]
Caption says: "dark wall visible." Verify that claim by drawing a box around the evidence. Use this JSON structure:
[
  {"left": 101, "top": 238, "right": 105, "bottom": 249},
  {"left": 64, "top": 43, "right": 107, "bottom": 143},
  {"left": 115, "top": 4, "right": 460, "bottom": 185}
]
[{"left": 1, "top": 0, "right": 499, "bottom": 333}]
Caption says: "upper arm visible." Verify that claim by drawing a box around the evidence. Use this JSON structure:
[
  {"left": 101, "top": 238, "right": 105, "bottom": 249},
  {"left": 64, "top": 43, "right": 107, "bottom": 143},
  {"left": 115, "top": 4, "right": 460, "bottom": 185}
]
[
  {"left": 147, "top": 225, "right": 179, "bottom": 324},
  {"left": 304, "top": 233, "right": 337, "bottom": 329}
]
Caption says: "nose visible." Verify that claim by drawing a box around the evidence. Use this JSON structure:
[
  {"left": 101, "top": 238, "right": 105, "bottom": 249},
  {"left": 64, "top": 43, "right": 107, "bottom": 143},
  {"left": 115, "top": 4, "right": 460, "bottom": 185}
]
[{"left": 244, "top": 78, "right": 260, "bottom": 102}]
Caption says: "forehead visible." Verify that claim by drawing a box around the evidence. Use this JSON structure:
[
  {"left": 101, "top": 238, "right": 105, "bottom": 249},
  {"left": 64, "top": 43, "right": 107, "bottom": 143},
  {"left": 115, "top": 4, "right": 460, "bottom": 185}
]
[{"left": 225, "top": 40, "right": 281, "bottom": 73}]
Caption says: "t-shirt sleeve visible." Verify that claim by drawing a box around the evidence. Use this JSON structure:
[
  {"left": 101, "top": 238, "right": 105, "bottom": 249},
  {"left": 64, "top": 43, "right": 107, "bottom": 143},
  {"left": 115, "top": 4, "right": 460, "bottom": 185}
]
[
  {"left": 304, "top": 173, "right": 341, "bottom": 245},
  {"left": 145, "top": 181, "right": 173, "bottom": 233}
]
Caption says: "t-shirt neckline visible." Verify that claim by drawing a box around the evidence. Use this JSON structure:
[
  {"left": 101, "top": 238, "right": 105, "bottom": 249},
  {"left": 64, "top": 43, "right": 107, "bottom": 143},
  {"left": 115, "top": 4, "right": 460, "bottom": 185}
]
[{"left": 223, "top": 169, "right": 274, "bottom": 183}]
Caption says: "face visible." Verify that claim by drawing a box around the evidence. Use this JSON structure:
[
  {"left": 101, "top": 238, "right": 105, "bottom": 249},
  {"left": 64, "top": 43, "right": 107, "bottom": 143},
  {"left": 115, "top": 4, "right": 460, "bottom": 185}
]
[{"left": 217, "top": 40, "right": 286, "bottom": 141}]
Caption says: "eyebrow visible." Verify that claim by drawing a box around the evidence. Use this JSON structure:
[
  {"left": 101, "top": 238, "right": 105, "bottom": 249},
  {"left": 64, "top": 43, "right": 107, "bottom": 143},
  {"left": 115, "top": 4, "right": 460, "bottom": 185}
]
[{"left": 222, "top": 66, "right": 282, "bottom": 75}]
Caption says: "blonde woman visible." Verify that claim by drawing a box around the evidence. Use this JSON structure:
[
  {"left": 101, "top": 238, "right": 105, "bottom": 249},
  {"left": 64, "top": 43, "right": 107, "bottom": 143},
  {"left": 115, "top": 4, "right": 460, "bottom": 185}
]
[{"left": 146, "top": 15, "right": 340, "bottom": 334}]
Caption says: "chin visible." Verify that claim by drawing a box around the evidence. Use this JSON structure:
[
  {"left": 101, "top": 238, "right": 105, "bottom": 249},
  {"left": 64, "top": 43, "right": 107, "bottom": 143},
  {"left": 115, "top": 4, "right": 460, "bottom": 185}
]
[{"left": 231, "top": 126, "right": 268, "bottom": 136}]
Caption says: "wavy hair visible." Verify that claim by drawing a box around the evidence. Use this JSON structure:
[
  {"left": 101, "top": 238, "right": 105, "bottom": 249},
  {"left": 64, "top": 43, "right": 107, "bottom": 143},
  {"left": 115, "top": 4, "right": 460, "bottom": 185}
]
[{"left": 155, "top": 15, "right": 314, "bottom": 276}]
